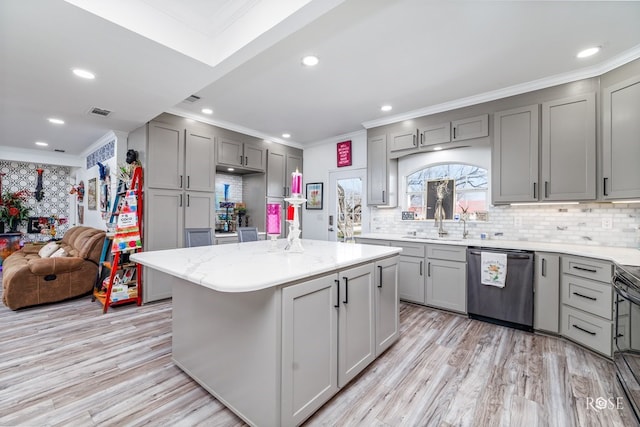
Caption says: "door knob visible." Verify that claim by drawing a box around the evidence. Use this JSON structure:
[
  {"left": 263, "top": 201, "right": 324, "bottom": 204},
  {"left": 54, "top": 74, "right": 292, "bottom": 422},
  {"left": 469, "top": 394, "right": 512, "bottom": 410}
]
[{"left": 328, "top": 227, "right": 334, "bottom": 232}]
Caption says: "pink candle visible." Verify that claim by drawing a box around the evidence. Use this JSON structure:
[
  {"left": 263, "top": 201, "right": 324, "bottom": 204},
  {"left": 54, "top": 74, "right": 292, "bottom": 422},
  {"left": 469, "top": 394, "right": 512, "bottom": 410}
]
[
  {"left": 266, "top": 203, "right": 281, "bottom": 235},
  {"left": 291, "top": 169, "right": 302, "bottom": 195}
]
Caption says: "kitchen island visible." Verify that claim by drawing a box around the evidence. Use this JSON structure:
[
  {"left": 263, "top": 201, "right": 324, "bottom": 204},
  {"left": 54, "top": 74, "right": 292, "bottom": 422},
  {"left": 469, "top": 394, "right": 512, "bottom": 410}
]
[{"left": 131, "top": 239, "right": 401, "bottom": 426}]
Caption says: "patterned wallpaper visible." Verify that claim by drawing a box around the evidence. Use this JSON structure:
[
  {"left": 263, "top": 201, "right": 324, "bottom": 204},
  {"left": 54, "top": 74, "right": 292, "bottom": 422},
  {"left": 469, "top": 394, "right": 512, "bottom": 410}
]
[
  {"left": 86, "top": 139, "right": 115, "bottom": 169},
  {"left": 0, "top": 160, "right": 71, "bottom": 238}
]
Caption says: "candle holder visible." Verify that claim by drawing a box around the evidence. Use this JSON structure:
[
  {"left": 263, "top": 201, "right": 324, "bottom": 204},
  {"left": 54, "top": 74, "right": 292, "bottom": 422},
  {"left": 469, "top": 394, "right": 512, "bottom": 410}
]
[
  {"left": 284, "top": 196, "right": 306, "bottom": 253},
  {"left": 266, "top": 203, "right": 282, "bottom": 252}
]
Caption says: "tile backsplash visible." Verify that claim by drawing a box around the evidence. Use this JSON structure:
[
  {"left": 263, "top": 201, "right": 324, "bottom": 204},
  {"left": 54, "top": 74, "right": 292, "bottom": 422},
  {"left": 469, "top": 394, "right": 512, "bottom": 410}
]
[{"left": 371, "top": 203, "right": 640, "bottom": 248}]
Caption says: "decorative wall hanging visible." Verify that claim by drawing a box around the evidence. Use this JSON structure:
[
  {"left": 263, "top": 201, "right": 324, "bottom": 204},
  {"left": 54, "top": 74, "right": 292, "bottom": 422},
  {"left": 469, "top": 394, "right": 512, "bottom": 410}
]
[
  {"left": 337, "top": 140, "right": 352, "bottom": 167},
  {"left": 87, "top": 178, "right": 97, "bottom": 210},
  {"left": 34, "top": 168, "right": 44, "bottom": 201},
  {"left": 86, "top": 139, "right": 115, "bottom": 169},
  {"left": 77, "top": 205, "right": 84, "bottom": 224},
  {"left": 306, "top": 183, "right": 323, "bottom": 210}
]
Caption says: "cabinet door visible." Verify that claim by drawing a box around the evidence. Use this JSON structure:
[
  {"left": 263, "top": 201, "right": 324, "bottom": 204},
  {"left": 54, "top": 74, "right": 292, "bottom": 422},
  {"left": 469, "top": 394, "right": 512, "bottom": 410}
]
[
  {"left": 185, "top": 131, "right": 215, "bottom": 192},
  {"left": 282, "top": 274, "right": 339, "bottom": 426},
  {"left": 144, "top": 189, "right": 183, "bottom": 302},
  {"left": 244, "top": 143, "right": 266, "bottom": 172},
  {"left": 420, "top": 122, "right": 451, "bottom": 147},
  {"left": 185, "top": 192, "right": 214, "bottom": 230},
  {"left": 367, "top": 135, "right": 388, "bottom": 205},
  {"left": 541, "top": 93, "right": 596, "bottom": 201},
  {"left": 492, "top": 105, "right": 539, "bottom": 203},
  {"left": 389, "top": 128, "right": 417, "bottom": 153},
  {"left": 217, "top": 137, "right": 243, "bottom": 167},
  {"left": 452, "top": 114, "right": 488, "bottom": 141},
  {"left": 375, "top": 256, "right": 399, "bottom": 356},
  {"left": 266, "top": 150, "right": 286, "bottom": 197},
  {"left": 602, "top": 75, "right": 640, "bottom": 199},
  {"left": 426, "top": 258, "right": 466, "bottom": 313},
  {"left": 534, "top": 252, "right": 560, "bottom": 333},
  {"left": 398, "top": 255, "right": 425, "bottom": 304},
  {"left": 147, "top": 122, "right": 184, "bottom": 190},
  {"left": 338, "top": 263, "right": 375, "bottom": 388}
]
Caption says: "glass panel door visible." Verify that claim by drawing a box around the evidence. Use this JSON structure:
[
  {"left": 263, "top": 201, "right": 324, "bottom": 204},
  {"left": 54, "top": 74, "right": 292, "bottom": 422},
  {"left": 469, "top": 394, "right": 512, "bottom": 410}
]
[{"left": 328, "top": 169, "right": 366, "bottom": 242}]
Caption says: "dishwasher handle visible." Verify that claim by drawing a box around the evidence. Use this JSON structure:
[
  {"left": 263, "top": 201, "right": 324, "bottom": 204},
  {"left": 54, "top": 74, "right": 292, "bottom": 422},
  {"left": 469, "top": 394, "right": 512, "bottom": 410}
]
[{"left": 468, "top": 250, "right": 532, "bottom": 260}]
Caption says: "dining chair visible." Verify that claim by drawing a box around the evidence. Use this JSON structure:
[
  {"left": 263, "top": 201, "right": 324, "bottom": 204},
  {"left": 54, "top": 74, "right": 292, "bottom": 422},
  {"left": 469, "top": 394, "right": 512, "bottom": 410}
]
[
  {"left": 237, "top": 227, "right": 259, "bottom": 243},
  {"left": 184, "top": 228, "right": 214, "bottom": 247}
]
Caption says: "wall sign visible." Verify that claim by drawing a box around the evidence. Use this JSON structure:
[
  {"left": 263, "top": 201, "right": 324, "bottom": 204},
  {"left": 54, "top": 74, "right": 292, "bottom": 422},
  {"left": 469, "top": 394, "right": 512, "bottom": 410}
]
[{"left": 337, "top": 140, "right": 352, "bottom": 167}]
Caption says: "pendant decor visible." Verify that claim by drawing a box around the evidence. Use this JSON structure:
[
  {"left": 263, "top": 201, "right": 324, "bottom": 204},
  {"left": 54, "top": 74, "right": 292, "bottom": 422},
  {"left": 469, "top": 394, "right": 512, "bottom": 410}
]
[{"left": 35, "top": 168, "right": 44, "bottom": 202}]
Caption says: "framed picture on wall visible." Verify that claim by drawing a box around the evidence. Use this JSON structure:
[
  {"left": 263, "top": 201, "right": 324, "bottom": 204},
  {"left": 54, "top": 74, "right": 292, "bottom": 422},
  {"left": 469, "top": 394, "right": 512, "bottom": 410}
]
[
  {"left": 306, "top": 183, "right": 323, "bottom": 210},
  {"left": 27, "top": 217, "right": 41, "bottom": 234},
  {"left": 426, "top": 179, "right": 455, "bottom": 220},
  {"left": 87, "top": 178, "right": 97, "bottom": 210}
]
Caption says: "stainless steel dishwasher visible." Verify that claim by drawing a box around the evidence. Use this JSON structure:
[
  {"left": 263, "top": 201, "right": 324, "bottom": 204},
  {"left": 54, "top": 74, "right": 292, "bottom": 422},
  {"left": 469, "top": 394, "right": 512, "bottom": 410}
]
[{"left": 467, "top": 247, "right": 534, "bottom": 331}]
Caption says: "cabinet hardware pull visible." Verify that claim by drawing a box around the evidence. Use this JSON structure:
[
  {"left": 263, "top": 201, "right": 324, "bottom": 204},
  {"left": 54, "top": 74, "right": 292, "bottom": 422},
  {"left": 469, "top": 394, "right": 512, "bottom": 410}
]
[
  {"left": 187, "top": 176, "right": 190, "bottom": 189},
  {"left": 378, "top": 265, "right": 383, "bottom": 288},
  {"left": 240, "top": 155, "right": 243, "bottom": 165},
  {"left": 180, "top": 175, "right": 183, "bottom": 189},
  {"left": 544, "top": 181, "right": 549, "bottom": 198},
  {"left": 453, "top": 127, "right": 456, "bottom": 139},
  {"left": 572, "top": 324, "right": 596, "bottom": 336},
  {"left": 412, "top": 133, "right": 417, "bottom": 147},
  {"left": 419, "top": 132, "right": 423, "bottom": 146},
  {"left": 427, "top": 262, "right": 431, "bottom": 277},
  {"left": 573, "top": 266, "right": 597, "bottom": 273},
  {"left": 187, "top": 194, "right": 190, "bottom": 207},
  {"left": 284, "top": 186, "right": 287, "bottom": 197},
  {"left": 382, "top": 190, "right": 386, "bottom": 203},
  {"left": 419, "top": 261, "right": 423, "bottom": 276},
  {"left": 245, "top": 156, "right": 248, "bottom": 166},
  {"left": 542, "top": 258, "right": 546, "bottom": 277},
  {"left": 533, "top": 182, "right": 537, "bottom": 199},
  {"left": 572, "top": 292, "right": 596, "bottom": 301},
  {"left": 603, "top": 177, "right": 609, "bottom": 196},
  {"left": 343, "top": 276, "right": 349, "bottom": 304},
  {"left": 179, "top": 194, "right": 183, "bottom": 207},
  {"left": 334, "top": 279, "right": 340, "bottom": 308}
]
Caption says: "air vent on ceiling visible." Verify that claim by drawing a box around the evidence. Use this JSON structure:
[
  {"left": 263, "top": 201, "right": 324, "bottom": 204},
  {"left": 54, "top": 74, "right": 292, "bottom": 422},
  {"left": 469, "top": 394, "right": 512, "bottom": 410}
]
[
  {"left": 184, "top": 94, "right": 201, "bottom": 103},
  {"left": 88, "top": 107, "right": 112, "bottom": 117},
  {"left": 54, "top": 149, "right": 66, "bottom": 153}
]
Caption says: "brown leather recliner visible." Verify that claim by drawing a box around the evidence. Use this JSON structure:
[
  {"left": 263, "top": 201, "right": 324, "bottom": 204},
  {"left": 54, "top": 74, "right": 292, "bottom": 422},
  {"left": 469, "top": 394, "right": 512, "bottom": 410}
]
[{"left": 2, "top": 226, "right": 106, "bottom": 310}]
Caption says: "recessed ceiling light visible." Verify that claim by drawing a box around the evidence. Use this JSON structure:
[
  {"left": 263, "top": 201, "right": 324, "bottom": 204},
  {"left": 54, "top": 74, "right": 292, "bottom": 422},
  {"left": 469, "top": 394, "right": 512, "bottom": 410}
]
[
  {"left": 35, "top": 141, "right": 48, "bottom": 147},
  {"left": 202, "top": 108, "right": 213, "bottom": 114},
  {"left": 577, "top": 46, "right": 600, "bottom": 58},
  {"left": 72, "top": 68, "right": 95, "bottom": 79},
  {"left": 282, "top": 133, "right": 291, "bottom": 138},
  {"left": 48, "top": 118, "right": 65, "bottom": 125},
  {"left": 301, "top": 55, "right": 319, "bottom": 67},
  {"left": 381, "top": 105, "right": 392, "bottom": 112}
]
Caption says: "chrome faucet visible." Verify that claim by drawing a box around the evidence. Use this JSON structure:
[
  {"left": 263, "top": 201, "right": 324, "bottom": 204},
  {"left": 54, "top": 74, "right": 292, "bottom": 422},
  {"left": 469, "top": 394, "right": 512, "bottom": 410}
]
[{"left": 461, "top": 218, "right": 469, "bottom": 239}]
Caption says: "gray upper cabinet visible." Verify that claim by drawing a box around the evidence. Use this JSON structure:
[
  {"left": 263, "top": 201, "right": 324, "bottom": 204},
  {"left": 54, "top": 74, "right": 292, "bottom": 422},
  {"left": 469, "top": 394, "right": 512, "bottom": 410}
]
[
  {"left": 266, "top": 148, "right": 302, "bottom": 198},
  {"left": 541, "top": 93, "right": 596, "bottom": 201},
  {"left": 420, "top": 122, "right": 451, "bottom": 148},
  {"left": 602, "top": 75, "right": 640, "bottom": 200},
  {"left": 367, "top": 134, "right": 397, "bottom": 206},
  {"left": 389, "top": 128, "right": 417, "bottom": 154},
  {"left": 147, "top": 122, "right": 184, "bottom": 190},
  {"left": 451, "top": 114, "right": 488, "bottom": 141},
  {"left": 217, "top": 136, "right": 266, "bottom": 172},
  {"left": 185, "top": 130, "right": 215, "bottom": 192},
  {"left": 492, "top": 105, "right": 539, "bottom": 204}
]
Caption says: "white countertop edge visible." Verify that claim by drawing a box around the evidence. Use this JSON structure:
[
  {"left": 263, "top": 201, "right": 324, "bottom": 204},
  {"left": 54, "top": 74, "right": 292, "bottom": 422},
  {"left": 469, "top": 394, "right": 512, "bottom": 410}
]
[
  {"left": 131, "top": 239, "right": 401, "bottom": 293},
  {"left": 358, "top": 233, "right": 640, "bottom": 267}
]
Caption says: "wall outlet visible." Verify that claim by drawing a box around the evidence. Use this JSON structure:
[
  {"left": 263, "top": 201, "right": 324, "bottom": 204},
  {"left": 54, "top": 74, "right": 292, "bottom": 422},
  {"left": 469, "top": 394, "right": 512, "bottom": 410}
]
[
  {"left": 514, "top": 217, "right": 522, "bottom": 227},
  {"left": 602, "top": 218, "right": 613, "bottom": 229}
]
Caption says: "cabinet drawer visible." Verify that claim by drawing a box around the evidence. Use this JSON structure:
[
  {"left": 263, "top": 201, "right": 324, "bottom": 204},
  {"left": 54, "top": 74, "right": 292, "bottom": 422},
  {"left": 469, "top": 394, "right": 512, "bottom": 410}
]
[
  {"left": 427, "top": 244, "right": 466, "bottom": 262},
  {"left": 562, "top": 256, "right": 612, "bottom": 283},
  {"left": 561, "top": 274, "right": 612, "bottom": 320},
  {"left": 390, "top": 241, "right": 425, "bottom": 258},
  {"left": 561, "top": 305, "right": 612, "bottom": 356}
]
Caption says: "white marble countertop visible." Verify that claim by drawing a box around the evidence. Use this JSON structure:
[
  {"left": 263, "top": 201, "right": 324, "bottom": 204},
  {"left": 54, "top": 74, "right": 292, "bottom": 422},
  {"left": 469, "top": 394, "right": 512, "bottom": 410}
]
[
  {"left": 131, "top": 239, "right": 401, "bottom": 293},
  {"left": 358, "top": 233, "right": 640, "bottom": 267}
]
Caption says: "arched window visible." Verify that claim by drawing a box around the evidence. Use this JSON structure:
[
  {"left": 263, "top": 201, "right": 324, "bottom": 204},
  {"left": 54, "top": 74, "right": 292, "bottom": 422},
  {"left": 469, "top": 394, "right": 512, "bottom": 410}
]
[{"left": 406, "top": 164, "right": 488, "bottom": 220}]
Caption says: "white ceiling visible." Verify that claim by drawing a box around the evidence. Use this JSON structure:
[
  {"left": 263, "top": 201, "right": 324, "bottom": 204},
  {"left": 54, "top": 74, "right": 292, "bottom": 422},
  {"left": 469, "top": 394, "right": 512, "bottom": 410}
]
[{"left": 2, "top": 0, "right": 640, "bottom": 156}]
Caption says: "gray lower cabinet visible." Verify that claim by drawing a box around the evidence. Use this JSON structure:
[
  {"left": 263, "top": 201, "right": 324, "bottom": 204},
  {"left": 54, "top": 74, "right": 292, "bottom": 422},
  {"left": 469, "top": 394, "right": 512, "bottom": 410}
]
[
  {"left": 602, "top": 74, "right": 640, "bottom": 200},
  {"left": 394, "top": 242, "right": 426, "bottom": 304},
  {"left": 560, "top": 255, "right": 613, "bottom": 356},
  {"left": 541, "top": 93, "right": 596, "bottom": 201},
  {"left": 425, "top": 244, "right": 466, "bottom": 313},
  {"left": 534, "top": 252, "right": 560, "bottom": 333},
  {"left": 492, "top": 104, "right": 539, "bottom": 204},
  {"left": 281, "top": 258, "right": 397, "bottom": 426}
]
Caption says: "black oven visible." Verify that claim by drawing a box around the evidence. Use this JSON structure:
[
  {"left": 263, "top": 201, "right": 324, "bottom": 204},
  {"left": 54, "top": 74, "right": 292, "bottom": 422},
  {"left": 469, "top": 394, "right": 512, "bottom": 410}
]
[{"left": 613, "top": 264, "right": 640, "bottom": 423}]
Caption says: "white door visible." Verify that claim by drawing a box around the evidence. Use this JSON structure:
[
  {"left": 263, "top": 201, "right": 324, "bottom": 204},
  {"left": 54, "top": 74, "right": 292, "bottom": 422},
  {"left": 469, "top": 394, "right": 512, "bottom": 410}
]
[{"left": 328, "top": 169, "right": 367, "bottom": 242}]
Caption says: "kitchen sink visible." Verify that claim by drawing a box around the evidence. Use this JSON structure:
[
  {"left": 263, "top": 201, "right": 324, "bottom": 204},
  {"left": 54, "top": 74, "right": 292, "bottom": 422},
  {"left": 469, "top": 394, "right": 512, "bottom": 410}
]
[{"left": 402, "top": 235, "right": 464, "bottom": 242}]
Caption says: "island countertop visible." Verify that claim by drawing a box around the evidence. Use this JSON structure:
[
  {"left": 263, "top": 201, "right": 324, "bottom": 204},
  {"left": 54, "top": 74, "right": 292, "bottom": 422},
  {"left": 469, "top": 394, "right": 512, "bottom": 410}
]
[{"left": 131, "top": 239, "right": 401, "bottom": 293}]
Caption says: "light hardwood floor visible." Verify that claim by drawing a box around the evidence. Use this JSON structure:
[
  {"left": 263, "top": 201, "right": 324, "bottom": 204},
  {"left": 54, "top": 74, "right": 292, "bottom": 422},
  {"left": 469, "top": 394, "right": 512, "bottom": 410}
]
[{"left": 0, "top": 280, "right": 637, "bottom": 427}]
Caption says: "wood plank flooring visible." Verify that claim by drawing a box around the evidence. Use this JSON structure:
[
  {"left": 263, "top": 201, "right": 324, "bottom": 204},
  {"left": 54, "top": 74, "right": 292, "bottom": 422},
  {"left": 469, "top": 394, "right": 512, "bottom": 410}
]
[{"left": 0, "top": 279, "right": 637, "bottom": 426}]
